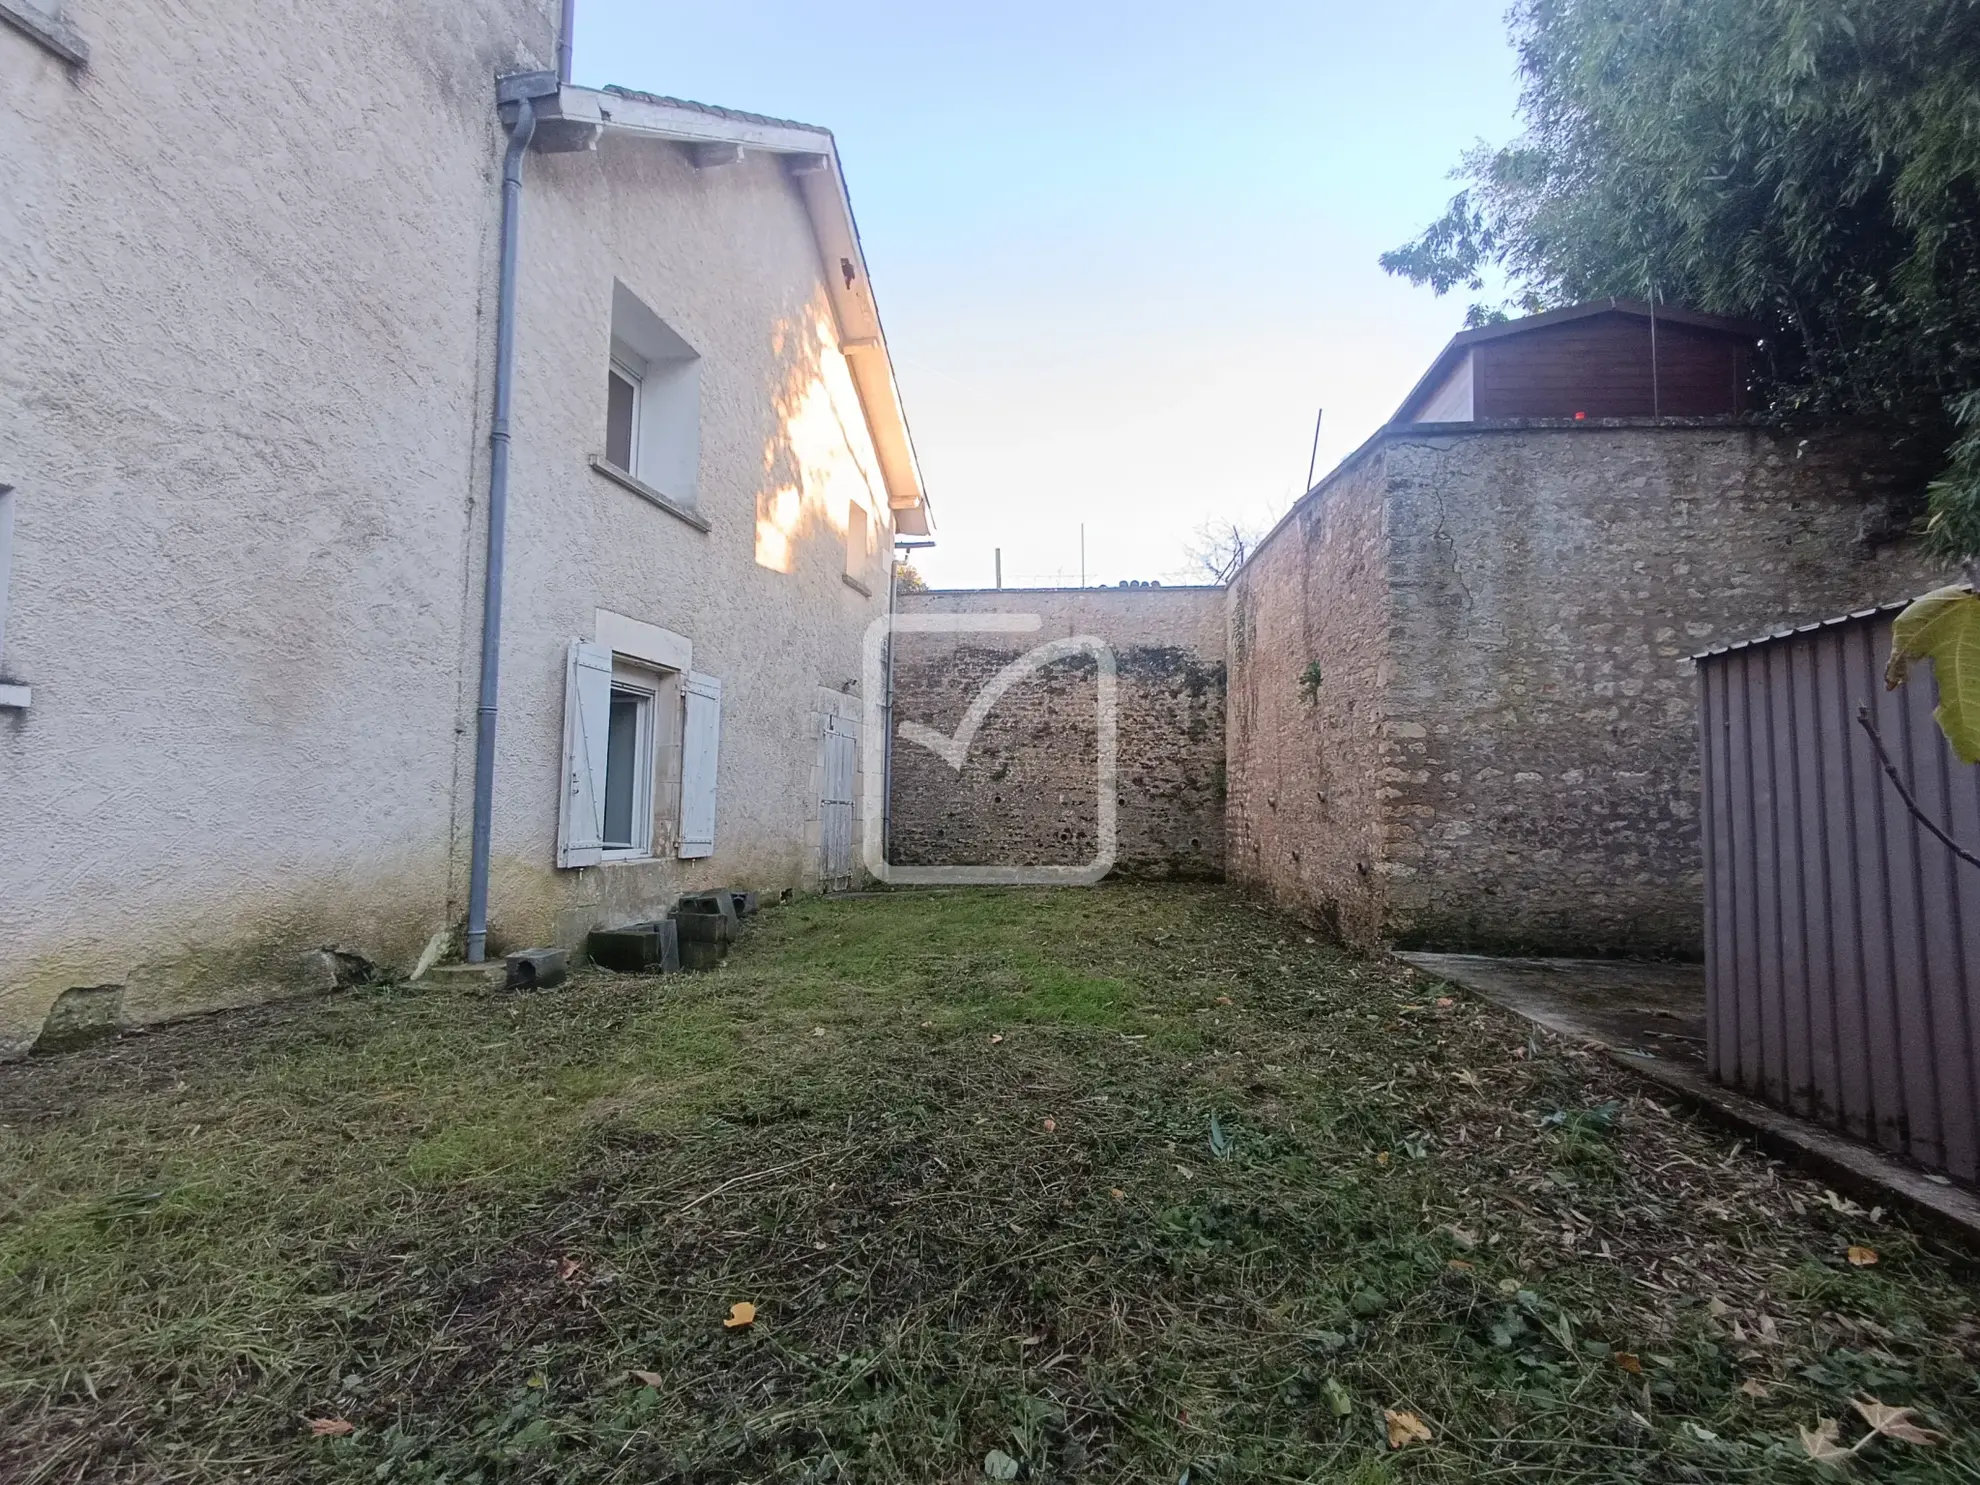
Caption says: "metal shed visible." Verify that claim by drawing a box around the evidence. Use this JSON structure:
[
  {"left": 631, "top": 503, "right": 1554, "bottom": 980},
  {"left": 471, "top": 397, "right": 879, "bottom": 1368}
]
[{"left": 1696, "top": 602, "right": 1980, "bottom": 1185}]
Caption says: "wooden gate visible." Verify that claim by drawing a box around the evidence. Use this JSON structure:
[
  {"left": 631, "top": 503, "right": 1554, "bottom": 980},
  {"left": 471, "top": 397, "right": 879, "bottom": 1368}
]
[{"left": 821, "top": 714, "right": 856, "bottom": 892}]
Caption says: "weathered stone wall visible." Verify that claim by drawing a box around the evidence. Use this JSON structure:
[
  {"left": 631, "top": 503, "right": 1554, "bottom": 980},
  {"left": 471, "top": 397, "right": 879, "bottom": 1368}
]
[
  {"left": 1228, "top": 419, "right": 1954, "bottom": 957},
  {"left": 1380, "top": 422, "right": 1951, "bottom": 955},
  {"left": 890, "top": 588, "right": 1226, "bottom": 879},
  {"left": 1225, "top": 450, "right": 1393, "bottom": 945}
]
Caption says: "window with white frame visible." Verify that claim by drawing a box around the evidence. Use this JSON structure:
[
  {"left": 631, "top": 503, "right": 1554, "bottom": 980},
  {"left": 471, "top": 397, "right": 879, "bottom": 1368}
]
[
  {"left": 558, "top": 638, "right": 720, "bottom": 867},
  {"left": 598, "top": 281, "right": 700, "bottom": 506}
]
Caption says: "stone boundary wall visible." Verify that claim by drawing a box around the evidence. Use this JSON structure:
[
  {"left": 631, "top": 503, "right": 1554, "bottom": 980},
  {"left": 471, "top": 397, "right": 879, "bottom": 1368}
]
[
  {"left": 1226, "top": 419, "right": 1953, "bottom": 956},
  {"left": 889, "top": 588, "right": 1226, "bottom": 879},
  {"left": 1224, "top": 450, "right": 1392, "bottom": 945}
]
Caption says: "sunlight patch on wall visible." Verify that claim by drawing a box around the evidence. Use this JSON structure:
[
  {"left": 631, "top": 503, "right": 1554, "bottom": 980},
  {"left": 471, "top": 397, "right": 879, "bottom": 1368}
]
[{"left": 754, "top": 304, "right": 888, "bottom": 574}]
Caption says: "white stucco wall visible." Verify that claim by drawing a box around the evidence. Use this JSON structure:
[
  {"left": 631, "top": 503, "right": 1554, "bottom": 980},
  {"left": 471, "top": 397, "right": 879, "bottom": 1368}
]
[
  {"left": 480, "top": 134, "right": 893, "bottom": 949},
  {"left": 1, "top": 7, "right": 902, "bottom": 1055},
  {"left": 0, "top": 0, "right": 536, "bottom": 1056}
]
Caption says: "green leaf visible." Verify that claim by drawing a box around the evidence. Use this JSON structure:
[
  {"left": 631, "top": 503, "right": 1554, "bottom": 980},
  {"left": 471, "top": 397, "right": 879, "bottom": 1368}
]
[
  {"left": 1208, "top": 1111, "right": 1233, "bottom": 1159},
  {"left": 1888, "top": 586, "right": 1980, "bottom": 763},
  {"left": 1322, "top": 1376, "right": 1354, "bottom": 1418}
]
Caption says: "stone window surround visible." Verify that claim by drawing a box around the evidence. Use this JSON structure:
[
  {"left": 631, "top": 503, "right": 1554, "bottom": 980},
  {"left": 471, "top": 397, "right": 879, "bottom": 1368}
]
[{"left": 0, "top": 0, "right": 88, "bottom": 65}]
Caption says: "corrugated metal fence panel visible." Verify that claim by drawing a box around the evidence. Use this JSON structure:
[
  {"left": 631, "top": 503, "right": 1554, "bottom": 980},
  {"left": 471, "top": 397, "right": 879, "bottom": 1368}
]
[{"left": 1698, "top": 610, "right": 1980, "bottom": 1184}]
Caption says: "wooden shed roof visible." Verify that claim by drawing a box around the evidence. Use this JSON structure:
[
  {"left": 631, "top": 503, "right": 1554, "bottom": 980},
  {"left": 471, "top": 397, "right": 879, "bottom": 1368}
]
[{"left": 1392, "top": 299, "right": 1764, "bottom": 425}]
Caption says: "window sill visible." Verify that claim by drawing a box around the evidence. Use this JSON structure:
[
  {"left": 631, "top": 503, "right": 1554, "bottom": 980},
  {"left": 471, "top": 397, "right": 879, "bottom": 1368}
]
[
  {"left": 0, "top": 0, "right": 87, "bottom": 64},
  {"left": 842, "top": 573, "right": 872, "bottom": 597},
  {"left": 589, "top": 457, "right": 710, "bottom": 532},
  {"left": 0, "top": 682, "right": 28, "bottom": 709}
]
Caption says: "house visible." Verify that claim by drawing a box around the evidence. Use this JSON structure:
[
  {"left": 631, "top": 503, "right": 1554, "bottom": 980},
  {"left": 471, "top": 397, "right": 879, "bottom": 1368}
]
[
  {"left": 0, "top": 0, "right": 930, "bottom": 1057},
  {"left": 1222, "top": 303, "right": 1952, "bottom": 955}
]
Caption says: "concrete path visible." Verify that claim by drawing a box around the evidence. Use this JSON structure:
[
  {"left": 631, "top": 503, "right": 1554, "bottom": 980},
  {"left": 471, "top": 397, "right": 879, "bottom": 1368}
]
[
  {"left": 1397, "top": 951, "right": 1980, "bottom": 1251},
  {"left": 1397, "top": 952, "right": 1707, "bottom": 1070}
]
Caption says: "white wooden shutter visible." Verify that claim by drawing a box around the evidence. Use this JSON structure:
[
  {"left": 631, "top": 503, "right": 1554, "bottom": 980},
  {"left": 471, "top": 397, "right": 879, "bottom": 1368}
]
[
  {"left": 556, "top": 640, "right": 614, "bottom": 868},
  {"left": 678, "top": 670, "right": 722, "bottom": 858}
]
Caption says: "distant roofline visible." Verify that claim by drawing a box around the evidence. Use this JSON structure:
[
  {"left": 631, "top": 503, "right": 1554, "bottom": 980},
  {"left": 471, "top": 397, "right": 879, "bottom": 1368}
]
[{"left": 1392, "top": 298, "right": 1766, "bottom": 426}]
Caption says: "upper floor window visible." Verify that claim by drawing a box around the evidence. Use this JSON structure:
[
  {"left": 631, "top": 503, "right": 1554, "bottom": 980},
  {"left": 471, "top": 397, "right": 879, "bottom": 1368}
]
[{"left": 600, "top": 282, "right": 700, "bottom": 507}]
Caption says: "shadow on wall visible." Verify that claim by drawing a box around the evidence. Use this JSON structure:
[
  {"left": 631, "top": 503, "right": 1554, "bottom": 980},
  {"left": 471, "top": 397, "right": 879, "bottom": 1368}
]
[{"left": 755, "top": 295, "right": 885, "bottom": 575}]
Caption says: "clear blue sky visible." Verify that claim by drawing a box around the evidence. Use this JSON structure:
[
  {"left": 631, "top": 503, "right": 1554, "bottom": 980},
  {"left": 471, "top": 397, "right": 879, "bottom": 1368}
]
[{"left": 572, "top": 1, "right": 1522, "bottom": 588}]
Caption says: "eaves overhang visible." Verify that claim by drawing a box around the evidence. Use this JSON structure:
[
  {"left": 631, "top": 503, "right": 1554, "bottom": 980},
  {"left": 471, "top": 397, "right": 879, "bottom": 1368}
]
[{"left": 518, "top": 83, "right": 933, "bottom": 539}]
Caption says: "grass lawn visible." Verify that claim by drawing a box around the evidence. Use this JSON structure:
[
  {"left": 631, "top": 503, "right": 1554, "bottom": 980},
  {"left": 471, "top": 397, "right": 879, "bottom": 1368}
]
[{"left": 3, "top": 884, "right": 1977, "bottom": 1483}]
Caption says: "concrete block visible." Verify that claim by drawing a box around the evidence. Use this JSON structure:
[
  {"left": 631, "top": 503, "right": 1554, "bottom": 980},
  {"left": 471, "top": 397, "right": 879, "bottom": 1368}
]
[
  {"left": 586, "top": 921, "right": 679, "bottom": 974},
  {"left": 505, "top": 947, "right": 569, "bottom": 991},
  {"left": 680, "top": 938, "right": 726, "bottom": 972}
]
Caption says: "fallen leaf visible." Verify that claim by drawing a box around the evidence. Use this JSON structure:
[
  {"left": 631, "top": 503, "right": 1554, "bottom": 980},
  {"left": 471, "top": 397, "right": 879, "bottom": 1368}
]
[
  {"left": 1498, "top": 1278, "right": 1520, "bottom": 1295},
  {"left": 1800, "top": 1418, "right": 1851, "bottom": 1463},
  {"left": 1740, "top": 1379, "right": 1771, "bottom": 1399},
  {"left": 1455, "top": 1069, "right": 1483, "bottom": 1089},
  {"left": 1852, "top": 1396, "right": 1948, "bottom": 1446},
  {"left": 1384, "top": 1408, "right": 1433, "bottom": 1448},
  {"left": 1376, "top": 1150, "right": 1391, "bottom": 1167},
  {"left": 1042, "top": 1118, "right": 1057, "bottom": 1133},
  {"left": 1175, "top": 1164, "right": 1194, "bottom": 1180},
  {"left": 989, "top": 1033, "right": 1004, "bottom": 1045},
  {"left": 1447, "top": 1258, "right": 1474, "bottom": 1271},
  {"left": 1614, "top": 1352, "right": 1643, "bottom": 1375},
  {"left": 811, "top": 1026, "right": 826, "bottom": 1038},
  {"left": 1847, "top": 1245, "right": 1879, "bottom": 1267},
  {"left": 308, "top": 1417, "right": 354, "bottom": 1437},
  {"left": 558, "top": 1256, "right": 582, "bottom": 1282},
  {"left": 1215, "top": 995, "right": 1233, "bottom": 1006},
  {"left": 1109, "top": 1187, "right": 1126, "bottom": 1200},
  {"left": 629, "top": 1369, "right": 665, "bottom": 1388},
  {"left": 723, "top": 1302, "right": 757, "bottom": 1329},
  {"left": 983, "top": 1447, "right": 1021, "bottom": 1480},
  {"left": 1435, "top": 997, "right": 1455, "bottom": 1009},
  {"left": 1322, "top": 1376, "right": 1353, "bottom": 1418}
]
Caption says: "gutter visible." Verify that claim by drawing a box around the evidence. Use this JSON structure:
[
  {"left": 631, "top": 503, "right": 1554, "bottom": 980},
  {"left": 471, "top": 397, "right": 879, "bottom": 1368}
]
[{"left": 464, "top": 70, "right": 561, "bottom": 964}]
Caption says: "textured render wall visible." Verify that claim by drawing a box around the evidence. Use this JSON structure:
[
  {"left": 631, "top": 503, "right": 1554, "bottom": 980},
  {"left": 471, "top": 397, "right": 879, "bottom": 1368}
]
[
  {"left": 1379, "top": 423, "right": 1954, "bottom": 954},
  {"left": 480, "top": 136, "right": 892, "bottom": 950},
  {"left": 889, "top": 588, "right": 1226, "bottom": 879},
  {"left": 0, "top": 0, "right": 556, "bottom": 1055},
  {"left": 1224, "top": 452, "right": 1393, "bottom": 946}
]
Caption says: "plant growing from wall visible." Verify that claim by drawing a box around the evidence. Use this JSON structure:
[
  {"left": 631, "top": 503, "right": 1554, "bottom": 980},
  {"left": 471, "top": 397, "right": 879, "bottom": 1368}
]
[{"left": 1297, "top": 662, "right": 1325, "bottom": 706}]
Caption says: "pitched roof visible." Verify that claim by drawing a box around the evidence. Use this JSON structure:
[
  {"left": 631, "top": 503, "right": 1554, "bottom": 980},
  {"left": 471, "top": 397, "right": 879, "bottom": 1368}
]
[
  {"left": 600, "top": 86, "right": 830, "bottom": 138},
  {"left": 1392, "top": 298, "right": 1764, "bottom": 425},
  {"left": 531, "top": 83, "right": 930, "bottom": 536}
]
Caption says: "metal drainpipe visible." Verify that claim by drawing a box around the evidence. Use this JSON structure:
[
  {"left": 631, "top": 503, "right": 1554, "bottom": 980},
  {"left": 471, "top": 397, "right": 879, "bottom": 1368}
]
[
  {"left": 882, "top": 543, "right": 900, "bottom": 861},
  {"left": 464, "top": 93, "right": 538, "bottom": 964},
  {"left": 556, "top": 0, "right": 576, "bottom": 83}
]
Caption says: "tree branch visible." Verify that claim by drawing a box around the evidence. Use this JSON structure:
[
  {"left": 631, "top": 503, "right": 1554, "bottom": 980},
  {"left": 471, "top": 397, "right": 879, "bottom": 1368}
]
[{"left": 1856, "top": 706, "right": 1980, "bottom": 870}]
